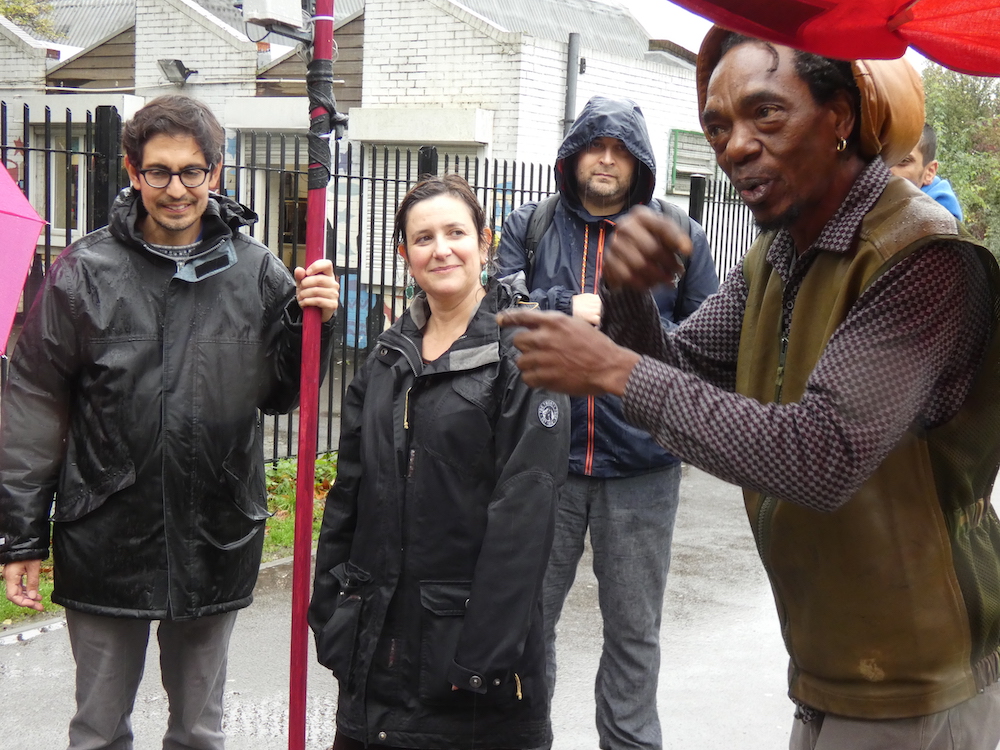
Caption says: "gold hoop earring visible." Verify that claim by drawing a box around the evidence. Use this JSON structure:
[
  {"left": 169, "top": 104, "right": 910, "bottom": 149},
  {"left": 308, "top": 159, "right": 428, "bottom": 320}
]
[{"left": 836, "top": 137, "right": 848, "bottom": 152}]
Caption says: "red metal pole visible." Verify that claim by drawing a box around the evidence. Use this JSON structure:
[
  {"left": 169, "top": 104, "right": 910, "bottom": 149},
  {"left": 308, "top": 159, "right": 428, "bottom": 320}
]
[{"left": 289, "top": 1, "right": 334, "bottom": 748}]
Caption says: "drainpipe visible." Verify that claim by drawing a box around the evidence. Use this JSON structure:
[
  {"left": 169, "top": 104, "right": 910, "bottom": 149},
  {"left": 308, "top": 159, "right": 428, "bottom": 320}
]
[{"left": 564, "top": 32, "right": 581, "bottom": 137}]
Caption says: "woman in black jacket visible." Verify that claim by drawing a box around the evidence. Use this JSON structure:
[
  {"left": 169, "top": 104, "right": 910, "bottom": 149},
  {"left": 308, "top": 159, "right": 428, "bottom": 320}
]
[{"left": 309, "top": 175, "right": 570, "bottom": 750}]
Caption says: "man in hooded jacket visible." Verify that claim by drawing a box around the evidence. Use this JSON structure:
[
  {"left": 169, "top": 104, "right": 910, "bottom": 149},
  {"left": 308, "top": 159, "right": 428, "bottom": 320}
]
[{"left": 497, "top": 95, "right": 718, "bottom": 750}]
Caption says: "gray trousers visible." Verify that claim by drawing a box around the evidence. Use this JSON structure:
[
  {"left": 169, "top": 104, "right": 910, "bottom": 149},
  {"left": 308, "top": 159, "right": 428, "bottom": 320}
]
[
  {"left": 65, "top": 608, "right": 238, "bottom": 750},
  {"left": 789, "top": 681, "right": 1000, "bottom": 750},
  {"left": 542, "top": 466, "right": 682, "bottom": 750}
]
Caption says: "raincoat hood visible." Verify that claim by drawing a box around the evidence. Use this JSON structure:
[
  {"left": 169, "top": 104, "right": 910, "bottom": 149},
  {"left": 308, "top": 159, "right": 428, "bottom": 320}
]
[{"left": 556, "top": 96, "right": 656, "bottom": 210}]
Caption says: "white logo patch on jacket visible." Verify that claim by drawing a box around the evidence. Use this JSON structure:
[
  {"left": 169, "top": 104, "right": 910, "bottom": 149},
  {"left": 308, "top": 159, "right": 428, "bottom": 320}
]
[{"left": 537, "top": 399, "right": 560, "bottom": 428}]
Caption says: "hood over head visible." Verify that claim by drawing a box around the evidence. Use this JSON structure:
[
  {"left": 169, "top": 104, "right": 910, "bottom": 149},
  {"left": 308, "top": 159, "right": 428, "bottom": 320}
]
[
  {"left": 696, "top": 25, "right": 924, "bottom": 168},
  {"left": 556, "top": 95, "right": 656, "bottom": 209}
]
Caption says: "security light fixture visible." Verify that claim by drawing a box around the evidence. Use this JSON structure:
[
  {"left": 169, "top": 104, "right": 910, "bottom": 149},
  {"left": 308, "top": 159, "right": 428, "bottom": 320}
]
[{"left": 158, "top": 59, "right": 198, "bottom": 84}]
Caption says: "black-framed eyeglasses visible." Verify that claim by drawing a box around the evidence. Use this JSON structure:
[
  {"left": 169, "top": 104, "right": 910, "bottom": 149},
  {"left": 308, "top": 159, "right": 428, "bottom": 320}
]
[{"left": 138, "top": 166, "right": 214, "bottom": 189}]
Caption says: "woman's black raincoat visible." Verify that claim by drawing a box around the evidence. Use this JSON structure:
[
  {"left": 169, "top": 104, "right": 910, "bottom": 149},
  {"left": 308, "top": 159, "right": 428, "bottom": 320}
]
[{"left": 309, "top": 278, "right": 570, "bottom": 749}]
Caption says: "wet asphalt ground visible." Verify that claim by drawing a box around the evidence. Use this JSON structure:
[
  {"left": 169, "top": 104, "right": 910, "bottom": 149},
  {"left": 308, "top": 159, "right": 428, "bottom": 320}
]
[{"left": 0, "top": 466, "right": 793, "bottom": 749}]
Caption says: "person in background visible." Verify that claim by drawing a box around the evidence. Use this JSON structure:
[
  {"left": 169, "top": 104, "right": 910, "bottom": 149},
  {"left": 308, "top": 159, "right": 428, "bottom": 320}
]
[
  {"left": 891, "top": 122, "right": 964, "bottom": 221},
  {"left": 497, "top": 95, "right": 718, "bottom": 750},
  {"left": 309, "top": 174, "right": 570, "bottom": 750},
  {"left": 0, "top": 94, "right": 339, "bottom": 750},
  {"left": 500, "top": 28, "right": 1000, "bottom": 750}
]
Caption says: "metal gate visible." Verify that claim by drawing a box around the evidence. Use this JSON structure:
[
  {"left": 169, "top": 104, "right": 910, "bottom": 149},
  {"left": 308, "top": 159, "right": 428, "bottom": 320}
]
[{"left": 1, "top": 101, "right": 757, "bottom": 458}]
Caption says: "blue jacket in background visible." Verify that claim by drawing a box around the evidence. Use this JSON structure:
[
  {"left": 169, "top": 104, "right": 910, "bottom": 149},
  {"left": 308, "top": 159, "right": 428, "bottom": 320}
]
[
  {"left": 922, "top": 175, "right": 964, "bottom": 222},
  {"left": 497, "top": 95, "right": 719, "bottom": 478}
]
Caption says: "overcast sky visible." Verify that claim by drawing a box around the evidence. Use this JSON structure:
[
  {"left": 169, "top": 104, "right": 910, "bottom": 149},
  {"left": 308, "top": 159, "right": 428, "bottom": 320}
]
[
  {"left": 617, "top": 1, "right": 929, "bottom": 69},
  {"left": 611, "top": 0, "right": 927, "bottom": 70},
  {"left": 620, "top": 0, "right": 713, "bottom": 54}
]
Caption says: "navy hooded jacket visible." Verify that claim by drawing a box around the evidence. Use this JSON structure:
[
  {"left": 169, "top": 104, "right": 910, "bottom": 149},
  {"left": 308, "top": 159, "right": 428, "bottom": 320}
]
[{"left": 497, "top": 95, "right": 719, "bottom": 477}]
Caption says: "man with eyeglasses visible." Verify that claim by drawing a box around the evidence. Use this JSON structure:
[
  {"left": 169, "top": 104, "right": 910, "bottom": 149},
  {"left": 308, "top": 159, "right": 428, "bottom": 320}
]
[{"left": 0, "top": 95, "right": 339, "bottom": 750}]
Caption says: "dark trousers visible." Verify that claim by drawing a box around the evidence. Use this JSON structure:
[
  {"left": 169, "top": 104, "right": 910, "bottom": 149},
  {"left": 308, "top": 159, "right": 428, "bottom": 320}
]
[
  {"left": 332, "top": 730, "right": 520, "bottom": 750},
  {"left": 65, "top": 608, "right": 238, "bottom": 750}
]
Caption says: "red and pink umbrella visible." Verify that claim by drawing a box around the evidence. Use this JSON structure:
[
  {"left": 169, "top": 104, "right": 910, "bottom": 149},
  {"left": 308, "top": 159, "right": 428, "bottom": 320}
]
[{"left": 668, "top": 0, "right": 1000, "bottom": 75}]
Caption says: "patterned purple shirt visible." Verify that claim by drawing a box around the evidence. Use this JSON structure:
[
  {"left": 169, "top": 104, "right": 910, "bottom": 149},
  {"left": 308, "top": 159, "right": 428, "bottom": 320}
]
[{"left": 602, "top": 159, "right": 991, "bottom": 512}]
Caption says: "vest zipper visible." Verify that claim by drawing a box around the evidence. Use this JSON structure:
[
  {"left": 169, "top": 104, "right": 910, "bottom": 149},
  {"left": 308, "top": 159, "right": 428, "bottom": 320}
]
[
  {"left": 755, "top": 319, "right": 794, "bottom": 660},
  {"left": 774, "top": 333, "right": 789, "bottom": 397}
]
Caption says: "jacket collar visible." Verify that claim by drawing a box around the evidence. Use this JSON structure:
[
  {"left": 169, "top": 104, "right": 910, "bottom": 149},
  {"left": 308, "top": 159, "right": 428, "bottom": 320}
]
[
  {"left": 108, "top": 189, "right": 259, "bottom": 282},
  {"left": 380, "top": 280, "right": 513, "bottom": 376}
]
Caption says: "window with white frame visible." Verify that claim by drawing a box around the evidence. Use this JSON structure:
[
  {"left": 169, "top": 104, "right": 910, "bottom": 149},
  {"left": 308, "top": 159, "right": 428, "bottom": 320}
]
[{"left": 665, "top": 129, "right": 718, "bottom": 195}]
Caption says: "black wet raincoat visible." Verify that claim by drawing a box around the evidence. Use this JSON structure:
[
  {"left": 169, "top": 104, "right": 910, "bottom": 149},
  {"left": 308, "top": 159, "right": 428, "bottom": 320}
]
[
  {"left": 309, "top": 278, "right": 570, "bottom": 749},
  {"left": 0, "top": 189, "right": 329, "bottom": 619}
]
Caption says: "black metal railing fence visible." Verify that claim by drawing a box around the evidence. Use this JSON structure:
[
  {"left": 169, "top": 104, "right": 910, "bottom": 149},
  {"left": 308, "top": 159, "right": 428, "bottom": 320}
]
[{"left": 1, "top": 100, "right": 755, "bottom": 460}]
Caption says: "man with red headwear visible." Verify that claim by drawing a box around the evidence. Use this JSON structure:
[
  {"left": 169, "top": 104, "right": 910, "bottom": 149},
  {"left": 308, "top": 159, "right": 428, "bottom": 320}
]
[{"left": 500, "top": 28, "right": 1000, "bottom": 750}]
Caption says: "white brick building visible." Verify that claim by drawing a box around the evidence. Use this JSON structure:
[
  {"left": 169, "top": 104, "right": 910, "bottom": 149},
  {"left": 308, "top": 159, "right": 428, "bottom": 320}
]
[
  {"left": 0, "top": 16, "right": 73, "bottom": 95},
  {"left": 132, "top": 0, "right": 257, "bottom": 113},
  {"left": 351, "top": 0, "right": 704, "bottom": 196},
  {"left": 1, "top": 0, "right": 704, "bottom": 193},
  {"left": 0, "top": 0, "right": 709, "bottom": 295}
]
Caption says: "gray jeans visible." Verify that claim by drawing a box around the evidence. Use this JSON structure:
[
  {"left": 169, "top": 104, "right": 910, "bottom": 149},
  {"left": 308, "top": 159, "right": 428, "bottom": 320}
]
[
  {"left": 65, "top": 608, "right": 238, "bottom": 750},
  {"left": 542, "top": 466, "right": 681, "bottom": 750},
  {"left": 789, "top": 680, "right": 1000, "bottom": 750}
]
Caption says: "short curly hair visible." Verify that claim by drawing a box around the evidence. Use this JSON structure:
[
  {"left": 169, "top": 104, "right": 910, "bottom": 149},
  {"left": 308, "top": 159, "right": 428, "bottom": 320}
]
[{"left": 121, "top": 95, "right": 224, "bottom": 168}]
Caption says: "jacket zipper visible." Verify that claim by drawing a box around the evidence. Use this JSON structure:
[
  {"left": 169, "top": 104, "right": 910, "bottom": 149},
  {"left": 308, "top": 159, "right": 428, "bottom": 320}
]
[
  {"left": 774, "top": 332, "right": 789, "bottom": 395},
  {"left": 582, "top": 223, "right": 606, "bottom": 476},
  {"left": 404, "top": 386, "right": 411, "bottom": 430}
]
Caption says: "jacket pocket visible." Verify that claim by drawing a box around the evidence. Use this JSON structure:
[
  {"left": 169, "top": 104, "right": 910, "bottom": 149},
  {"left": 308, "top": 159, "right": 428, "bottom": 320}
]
[
  {"left": 54, "top": 458, "right": 136, "bottom": 522},
  {"left": 316, "top": 561, "right": 371, "bottom": 687},
  {"left": 201, "top": 444, "right": 272, "bottom": 551},
  {"left": 418, "top": 580, "right": 471, "bottom": 704},
  {"left": 222, "top": 435, "right": 271, "bottom": 523},
  {"left": 54, "top": 394, "right": 138, "bottom": 522}
]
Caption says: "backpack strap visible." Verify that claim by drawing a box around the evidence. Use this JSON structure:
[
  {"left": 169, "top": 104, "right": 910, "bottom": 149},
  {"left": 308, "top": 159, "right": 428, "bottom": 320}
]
[
  {"left": 652, "top": 198, "right": 691, "bottom": 249},
  {"left": 524, "top": 194, "right": 560, "bottom": 284},
  {"left": 653, "top": 198, "right": 694, "bottom": 323}
]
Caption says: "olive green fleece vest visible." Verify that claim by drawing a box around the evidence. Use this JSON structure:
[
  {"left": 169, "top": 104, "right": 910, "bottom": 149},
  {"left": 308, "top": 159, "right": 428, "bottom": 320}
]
[{"left": 736, "top": 177, "right": 1000, "bottom": 719}]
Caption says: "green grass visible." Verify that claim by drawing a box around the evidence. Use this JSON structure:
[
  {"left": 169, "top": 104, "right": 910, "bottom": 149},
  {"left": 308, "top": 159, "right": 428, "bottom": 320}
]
[
  {"left": 262, "top": 452, "right": 336, "bottom": 561},
  {"left": 0, "top": 453, "right": 337, "bottom": 628}
]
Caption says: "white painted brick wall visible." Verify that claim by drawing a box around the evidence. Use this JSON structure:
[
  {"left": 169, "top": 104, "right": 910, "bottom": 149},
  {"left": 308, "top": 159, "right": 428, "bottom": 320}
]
[
  {"left": 362, "top": 0, "right": 522, "bottom": 161},
  {"left": 0, "top": 36, "right": 47, "bottom": 93},
  {"left": 360, "top": 0, "right": 703, "bottom": 196}
]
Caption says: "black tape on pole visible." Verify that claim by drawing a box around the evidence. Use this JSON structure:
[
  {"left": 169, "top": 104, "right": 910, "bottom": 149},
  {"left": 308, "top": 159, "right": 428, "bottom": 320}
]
[{"left": 306, "top": 58, "right": 348, "bottom": 190}]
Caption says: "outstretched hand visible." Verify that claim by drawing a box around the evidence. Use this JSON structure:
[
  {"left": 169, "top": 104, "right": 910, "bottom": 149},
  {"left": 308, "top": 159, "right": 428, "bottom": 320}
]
[
  {"left": 497, "top": 309, "right": 640, "bottom": 397},
  {"left": 605, "top": 205, "right": 692, "bottom": 291},
  {"left": 294, "top": 259, "right": 340, "bottom": 323}
]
